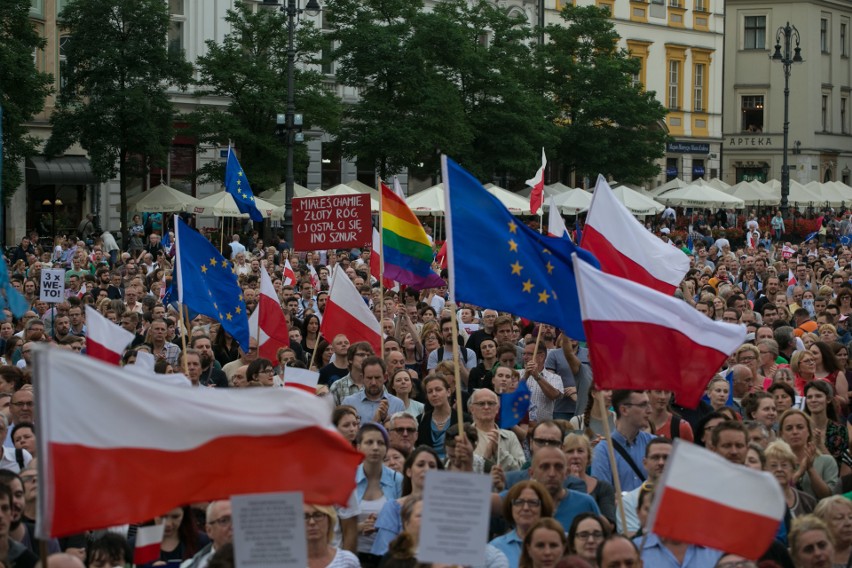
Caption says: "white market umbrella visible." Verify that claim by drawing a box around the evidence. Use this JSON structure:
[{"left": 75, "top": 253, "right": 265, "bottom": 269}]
[
  {"left": 648, "top": 178, "right": 688, "bottom": 197},
  {"left": 259, "top": 183, "right": 312, "bottom": 205},
  {"left": 484, "top": 183, "right": 532, "bottom": 215},
  {"left": 190, "top": 191, "right": 282, "bottom": 219},
  {"left": 518, "top": 182, "right": 573, "bottom": 198},
  {"left": 550, "top": 187, "right": 593, "bottom": 214},
  {"left": 126, "top": 183, "right": 201, "bottom": 213},
  {"left": 604, "top": 184, "right": 664, "bottom": 215},
  {"left": 827, "top": 181, "right": 852, "bottom": 203},
  {"left": 784, "top": 180, "right": 823, "bottom": 205},
  {"left": 406, "top": 184, "right": 445, "bottom": 216},
  {"left": 659, "top": 184, "right": 745, "bottom": 209},
  {"left": 727, "top": 180, "right": 779, "bottom": 205},
  {"left": 693, "top": 177, "right": 731, "bottom": 191},
  {"left": 324, "top": 183, "right": 379, "bottom": 211}
]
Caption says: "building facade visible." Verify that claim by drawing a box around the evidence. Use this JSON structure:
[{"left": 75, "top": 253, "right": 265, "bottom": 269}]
[{"left": 723, "top": 0, "right": 852, "bottom": 186}]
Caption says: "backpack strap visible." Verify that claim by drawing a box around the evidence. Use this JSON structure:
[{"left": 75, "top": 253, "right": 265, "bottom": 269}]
[
  {"left": 15, "top": 448, "right": 24, "bottom": 472},
  {"left": 670, "top": 415, "right": 681, "bottom": 440},
  {"left": 611, "top": 439, "right": 647, "bottom": 482}
]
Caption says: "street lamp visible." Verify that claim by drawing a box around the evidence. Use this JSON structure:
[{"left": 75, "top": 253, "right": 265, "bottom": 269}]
[
  {"left": 771, "top": 22, "right": 803, "bottom": 219},
  {"left": 263, "top": 0, "right": 321, "bottom": 245}
]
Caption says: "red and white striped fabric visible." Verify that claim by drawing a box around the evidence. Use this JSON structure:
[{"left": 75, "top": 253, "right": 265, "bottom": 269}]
[
  {"left": 133, "top": 524, "right": 165, "bottom": 565},
  {"left": 526, "top": 148, "right": 546, "bottom": 215},
  {"left": 282, "top": 259, "right": 297, "bottom": 286},
  {"left": 582, "top": 175, "right": 689, "bottom": 295},
  {"left": 284, "top": 367, "right": 320, "bottom": 394},
  {"left": 781, "top": 245, "right": 796, "bottom": 259},
  {"left": 76, "top": 283, "right": 87, "bottom": 299},
  {"left": 574, "top": 257, "right": 745, "bottom": 407},
  {"left": 649, "top": 440, "right": 785, "bottom": 559},
  {"left": 85, "top": 305, "right": 135, "bottom": 365},
  {"left": 370, "top": 226, "right": 395, "bottom": 289},
  {"left": 248, "top": 266, "right": 289, "bottom": 362},
  {"left": 788, "top": 268, "right": 797, "bottom": 287},
  {"left": 546, "top": 195, "right": 569, "bottom": 239},
  {"left": 320, "top": 264, "right": 382, "bottom": 354},
  {"left": 308, "top": 263, "right": 320, "bottom": 292},
  {"left": 35, "top": 349, "right": 362, "bottom": 538}
]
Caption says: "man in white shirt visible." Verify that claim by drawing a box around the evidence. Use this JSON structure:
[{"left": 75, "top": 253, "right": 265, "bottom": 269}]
[{"left": 228, "top": 235, "right": 246, "bottom": 260}]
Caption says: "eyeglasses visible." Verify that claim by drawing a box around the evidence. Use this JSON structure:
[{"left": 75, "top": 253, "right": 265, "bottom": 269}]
[
  {"left": 304, "top": 512, "right": 327, "bottom": 523},
  {"left": 575, "top": 531, "right": 604, "bottom": 541},
  {"left": 472, "top": 401, "right": 498, "bottom": 408},
  {"left": 738, "top": 356, "right": 757, "bottom": 363},
  {"left": 392, "top": 427, "right": 417, "bottom": 435},
  {"left": 532, "top": 438, "right": 562, "bottom": 447},
  {"left": 11, "top": 402, "right": 33, "bottom": 408},
  {"left": 511, "top": 499, "right": 541, "bottom": 509},
  {"left": 208, "top": 515, "right": 232, "bottom": 527}
]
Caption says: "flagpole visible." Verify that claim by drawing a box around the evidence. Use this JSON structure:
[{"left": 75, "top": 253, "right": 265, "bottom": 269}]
[
  {"left": 307, "top": 339, "right": 320, "bottom": 371},
  {"left": 596, "top": 390, "right": 629, "bottom": 534},
  {"left": 531, "top": 324, "right": 544, "bottom": 360},
  {"left": 449, "top": 308, "right": 465, "bottom": 430},
  {"left": 179, "top": 304, "right": 190, "bottom": 376},
  {"left": 378, "top": 178, "right": 385, "bottom": 356}
]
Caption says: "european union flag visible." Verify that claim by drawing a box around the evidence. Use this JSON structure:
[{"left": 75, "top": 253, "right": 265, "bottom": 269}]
[
  {"left": 225, "top": 148, "right": 263, "bottom": 222},
  {"left": 174, "top": 216, "right": 251, "bottom": 350},
  {"left": 442, "top": 156, "right": 600, "bottom": 340},
  {"left": 0, "top": 259, "right": 28, "bottom": 320},
  {"left": 500, "top": 380, "right": 531, "bottom": 429}
]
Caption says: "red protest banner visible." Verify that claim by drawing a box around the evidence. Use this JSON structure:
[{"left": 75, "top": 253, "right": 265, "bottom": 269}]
[{"left": 292, "top": 194, "right": 371, "bottom": 251}]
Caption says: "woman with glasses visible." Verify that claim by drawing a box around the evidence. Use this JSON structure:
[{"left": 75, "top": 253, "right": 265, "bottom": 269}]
[
  {"left": 490, "top": 480, "right": 554, "bottom": 568},
  {"left": 765, "top": 440, "right": 816, "bottom": 538},
  {"left": 246, "top": 358, "right": 275, "bottom": 387},
  {"left": 354, "top": 423, "right": 400, "bottom": 567},
  {"left": 814, "top": 496, "right": 852, "bottom": 567},
  {"left": 757, "top": 339, "right": 780, "bottom": 383},
  {"left": 792, "top": 350, "right": 818, "bottom": 396},
  {"left": 566, "top": 512, "right": 610, "bottom": 567},
  {"left": 562, "top": 434, "right": 616, "bottom": 527},
  {"left": 304, "top": 504, "right": 359, "bottom": 568},
  {"left": 789, "top": 515, "right": 835, "bottom": 568}
]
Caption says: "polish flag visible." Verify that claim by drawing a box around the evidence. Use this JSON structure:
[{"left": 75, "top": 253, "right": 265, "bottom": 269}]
[
  {"left": 370, "top": 226, "right": 394, "bottom": 289},
  {"left": 393, "top": 176, "right": 406, "bottom": 199},
  {"left": 781, "top": 245, "right": 796, "bottom": 259},
  {"left": 159, "top": 272, "right": 167, "bottom": 301},
  {"left": 35, "top": 349, "right": 362, "bottom": 538},
  {"left": 248, "top": 266, "right": 290, "bottom": 362},
  {"left": 788, "top": 268, "right": 797, "bottom": 287},
  {"left": 546, "top": 195, "right": 569, "bottom": 239},
  {"left": 85, "top": 305, "right": 135, "bottom": 365},
  {"left": 648, "top": 440, "right": 785, "bottom": 559},
  {"left": 574, "top": 256, "right": 745, "bottom": 408},
  {"left": 308, "top": 263, "right": 320, "bottom": 291},
  {"left": 526, "top": 148, "right": 547, "bottom": 215},
  {"left": 283, "top": 259, "right": 297, "bottom": 286},
  {"left": 582, "top": 175, "right": 689, "bottom": 295},
  {"left": 320, "top": 264, "right": 381, "bottom": 354},
  {"left": 284, "top": 367, "right": 320, "bottom": 394},
  {"left": 75, "top": 283, "right": 87, "bottom": 299},
  {"left": 133, "top": 524, "right": 165, "bottom": 565}
]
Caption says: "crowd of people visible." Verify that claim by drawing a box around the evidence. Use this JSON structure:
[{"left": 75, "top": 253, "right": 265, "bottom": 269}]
[{"left": 4, "top": 207, "right": 852, "bottom": 568}]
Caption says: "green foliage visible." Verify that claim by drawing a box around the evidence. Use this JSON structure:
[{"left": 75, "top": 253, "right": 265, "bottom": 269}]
[
  {"left": 0, "top": 0, "right": 54, "bottom": 196},
  {"left": 187, "top": 1, "right": 340, "bottom": 191},
  {"left": 543, "top": 4, "right": 669, "bottom": 183}
]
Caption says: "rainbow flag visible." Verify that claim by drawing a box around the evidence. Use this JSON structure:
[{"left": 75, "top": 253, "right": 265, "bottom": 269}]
[{"left": 381, "top": 183, "right": 446, "bottom": 290}]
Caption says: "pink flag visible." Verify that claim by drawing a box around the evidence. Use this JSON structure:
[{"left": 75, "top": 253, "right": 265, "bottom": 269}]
[
  {"left": 582, "top": 175, "right": 689, "bottom": 295},
  {"left": 248, "top": 266, "right": 290, "bottom": 363},
  {"left": 284, "top": 366, "right": 320, "bottom": 394},
  {"left": 35, "top": 349, "right": 362, "bottom": 538},
  {"left": 320, "top": 264, "right": 381, "bottom": 353},
  {"left": 282, "top": 258, "right": 297, "bottom": 286},
  {"left": 546, "top": 196, "right": 569, "bottom": 238},
  {"left": 85, "top": 305, "right": 135, "bottom": 365},
  {"left": 526, "top": 148, "right": 547, "bottom": 215},
  {"left": 133, "top": 524, "right": 165, "bottom": 565},
  {"left": 574, "top": 256, "right": 745, "bottom": 407},
  {"left": 649, "top": 440, "right": 785, "bottom": 559}
]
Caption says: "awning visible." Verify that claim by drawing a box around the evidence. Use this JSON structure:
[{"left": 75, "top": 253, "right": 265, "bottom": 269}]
[{"left": 26, "top": 156, "right": 100, "bottom": 185}]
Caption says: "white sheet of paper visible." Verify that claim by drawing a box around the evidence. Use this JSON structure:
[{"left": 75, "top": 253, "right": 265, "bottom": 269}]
[
  {"left": 418, "top": 470, "right": 491, "bottom": 566},
  {"left": 232, "top": 492, "right": 306, "bottom": 568}
]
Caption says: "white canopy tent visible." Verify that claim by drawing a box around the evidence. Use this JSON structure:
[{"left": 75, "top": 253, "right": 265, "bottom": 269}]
[
  {"left": 406, "top": 184, "right": 445, "bottom": 216},
  {"left": 190, "top": 191, "right": 284, "bottom": 220},
  {"left": 258, "top": 183, "right": 312, "bottom": 206},
  {"left": 602, "top": 185, "right": 664, "bottom": 215},
  {"left": 657, "top": 184, "right": 745, "bottom": 209},
  {"left": 725, "top": 180, "right": 779, "bottom": 205},
  {"left": 648, "top": 178, "right": 688, "bottom": 197},
  {"left": 517, "top": 182, "right": 573, "bottom": 198},
  {"left": 323, "top": 183, "right": 379, "bottom": 211},
  {"left": 125, "top": 183, "right": 201, "bottom": 213},
  {"left": 484, "top": 183, "right": 532, "bottom": 215},
  {"left": 549, "top": 188, "right": 593, "bottom": 214},
  {"left": 692, "top": 177, "right": 731, "bottom": 191}
]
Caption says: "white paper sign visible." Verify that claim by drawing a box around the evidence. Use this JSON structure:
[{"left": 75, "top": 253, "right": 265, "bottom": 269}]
[
  {"left": 418, "top": 470, "right": 492, "bottom": 566},
  {"left": 232, "top": 492, "right": 306, "bottom": 568},
  {"left": 40, "top": 269, "right": 66, "bottom": 302}
]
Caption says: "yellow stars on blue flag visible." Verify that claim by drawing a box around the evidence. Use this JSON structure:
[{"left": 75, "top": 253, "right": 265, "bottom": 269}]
[
  {"left": 500, "top": 380, "right": 532, "bottom": 429},
  {"left": 224, "top": 148, "right": 264, "bottom": 222},
  {"left": 505, "top": 223, "right": 558, "bottom": 304}
]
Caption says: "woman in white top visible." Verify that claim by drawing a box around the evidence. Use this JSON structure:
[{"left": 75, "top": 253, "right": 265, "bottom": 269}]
[{"left": 305, "top": 504, "right": 360, "bottom": 568}]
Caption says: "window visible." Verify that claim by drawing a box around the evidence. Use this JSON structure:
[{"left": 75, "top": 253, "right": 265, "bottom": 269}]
[
  {"left": 744, "top": 16, "right": 766, "bottom": 50},
  {"left": 821, "top": 18, "right": 829, "bottom": 53},
  {"left": 59, "top": 35, "right": 71, "bottom": 94},
  {"left": 30, "top": 0, "right": 43, "bottom": 17},
  {"left": 631, "top": 57, "right": 643, "bottom": 89},
  {"left": 694, "top": 0, "right": 706, "bottom": 11},
  {"left": 168, "top": 0, "right": 185, "bottom": 56},
  {"left": 741, "top": 95, "right": 764, "bottom": 131},
  {"left": 321, "top": 142, "right": 342, "bottom": 189},
  {"left": 823, "top": 94, "right": 830, "bottom": 131},
  {"left": 169, "top": 0, "right": 184, "bottom": 14},
  {"left": 668, "top": 60, "right": 680, "bottom": 109},
  {"left": 843, "top": 97, "right": 848, "bottom": 133},
  {"left": 666, "top": 157, "right": 679, "bottom": 181},
  {"left": 669, "top": 0, "right": 680, "bottom": 6},
  {"left": 693, "top": 63, "right": 705, "bottom": 111},
  {"left": 842, "top": 22, "right": 848, "bottom": 57},
  {"left": 693, "top": 159, "right": 706, "bottom": 179},
  {"left": 321, "top": 11, "right": 334, "bottom": 76}
]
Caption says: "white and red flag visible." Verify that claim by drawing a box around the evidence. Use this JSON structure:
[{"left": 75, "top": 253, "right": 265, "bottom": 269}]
[
  {"left": 526, "top": 148, "right": 547, "bottom": 215},
  {"left": 582, "top": 175, "right": 689, "bottom": 295},
  {"left": 370, "top": 226, "right": 394, "bottom": 289},
  {"left": 546, "top": 195, "right": 569, "bottom": 239},
  {"left": 282, "top": 258, "right": 297, "bottom": 286},
  {"left": 35, "top": 348, "right": 362, "bottom": 538},
  {"left": 248, "top": 266, "right": 289, "bottom": 362},
  {"left": 85, "top": 305, "right": 135, "bottom": 365},
  {"left": 133, "top": 524, "right": 165, "bottom": 565},
  {"left": 75, "top": 283, "right": 87, "bottom": 299},
  {"left": 573, "top": 256, "right": 745, "bottom": 407},
  {"left": 781, "top": 245, "right": 796, "bottom": 259},
  {"left": 320, "top": 264, "right": 382, "bottom": 354},
  {"left": 648, "top": 440, "right": 785, "bottom": 559},
  {"left": 788, "top": 268, "right": 797, "bottom": 287},
  {"left": 284, "top": 366, "right": 321, "bottom": 394}
]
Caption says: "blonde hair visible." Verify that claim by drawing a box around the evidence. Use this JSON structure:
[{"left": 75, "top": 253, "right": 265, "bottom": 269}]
[
  {"left": 306, "top": 504, "right": 338, "bottom": 542},
  {"left": 764, "top": 439, "right": 797, "bottom": 466},
  {"left": 814, "top": 495, "right": 852, "bottom": 526},
  {"left": 790, "top": 515, "right": 834, "bottom": 560}
]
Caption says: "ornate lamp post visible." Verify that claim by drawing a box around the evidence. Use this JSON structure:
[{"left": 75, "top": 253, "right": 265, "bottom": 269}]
[{"left": 771, "top": 22, "right": 803, "bottom": 219}]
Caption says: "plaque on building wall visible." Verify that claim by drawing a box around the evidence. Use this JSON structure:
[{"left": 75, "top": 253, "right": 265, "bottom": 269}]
[{"left": 666, "top": 142, "right": 711, "bottom": 154}]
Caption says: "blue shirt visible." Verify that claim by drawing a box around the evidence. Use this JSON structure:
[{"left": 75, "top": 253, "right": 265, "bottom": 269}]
[
  {"left": 490, "top": 531, "right": 523, "bottom": 568},
  {"left": 591, "top": 429, "right": 654, "bottom": 492},
  {"left": 355, "top": 464, "right": 402, "bottom": 503},
  {"left": 634, "top": 533, "right": 722, "bottom": 568},
  {"left": 341, "top": 390, "right": 406, "bottom": 425},
  {"left": 553, "top": 490, "right": 600, "bottom": 530}
]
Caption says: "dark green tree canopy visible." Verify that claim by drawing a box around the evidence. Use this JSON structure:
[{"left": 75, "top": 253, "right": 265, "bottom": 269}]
[
  {"left": 0, "top": 0, "right": 53, "bottom": 196},
  {"left": 187, "top": 1, "right": 340, "bottom": 191}
]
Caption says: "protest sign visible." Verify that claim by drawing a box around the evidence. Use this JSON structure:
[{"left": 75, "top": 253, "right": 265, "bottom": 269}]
[
  {"left": 232, "top": 492, "right": 307, "bottom": 568},
  {"left": 418, "top": 470, "right": 491, "bottom": 566},
  {"left": 40, "top": 269, "right": 65, "bottom": 302},
  {"left": 292, "top": 194, "right": 370, "bottom": 250}
]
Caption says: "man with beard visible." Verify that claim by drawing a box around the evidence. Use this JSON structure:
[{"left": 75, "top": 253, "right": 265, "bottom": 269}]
[
  {"left": 191, "top": 336, "right": 228, "bottom": 388},
  {"left": 0, "top": 470, "right": 60, "bottom": 555},
  {"left": 0, "top": 484, "right": 37, "bottom": 568},
  {"left": 341, "top": 357, "right": 404, "bottom": 424}
]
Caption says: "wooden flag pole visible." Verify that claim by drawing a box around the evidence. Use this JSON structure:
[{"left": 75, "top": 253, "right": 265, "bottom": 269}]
[
  {"left": 449, "top": 307, "right": 465, "bottom": 429},
  {"left": 378, "top": 179, "right": 385, "bottom": 356},
  {"left": 597, "top": 390, "right": 629, "bottom": 533},
  {"left": 180, "top": 304, "right": 190, "bottom": 376}
]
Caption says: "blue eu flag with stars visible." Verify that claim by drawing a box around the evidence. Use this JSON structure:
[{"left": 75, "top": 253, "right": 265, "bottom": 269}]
[
  {"left": 174, "top": 216, "right": 251, "bottom": 350},
  {"left": 501, "top": 381, "right": 531, "bottom": 429},
  {"left": 442, "top": 156, "right": 600, "bottom": 340},
  {"left": 225, "top": 148, "right": 264, "bottom": 222}
]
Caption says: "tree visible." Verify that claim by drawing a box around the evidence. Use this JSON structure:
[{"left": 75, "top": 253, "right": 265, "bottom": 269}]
[
  {"left": 187, "top": 1, "right": 340, "bottom": 191},
  {"left": 543, "top": 5, "right": 669, "bottom": 184},
  {"left": 44, "top": 0, "right": 192, "bottom": 238},
  {"left": 0, "top": 0, "right": 53, "bottom": 198}
]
